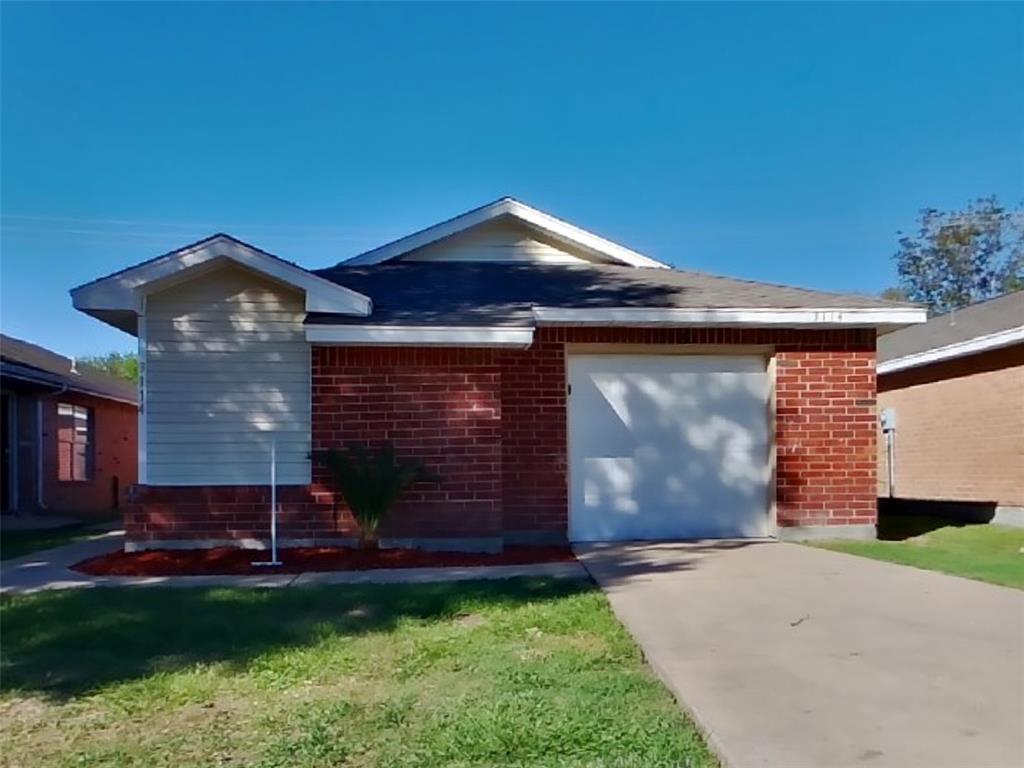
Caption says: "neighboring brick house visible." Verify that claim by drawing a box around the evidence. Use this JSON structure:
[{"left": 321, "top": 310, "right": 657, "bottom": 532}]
[
  {"left": 877, "top": 291, "right": 1024, "bottom": 525},
  {"left": 71, "top": 198, "right": 925, "bottom": 551},
  {"left": 1, "top": 335, "right": 138, "bottom": 516}
]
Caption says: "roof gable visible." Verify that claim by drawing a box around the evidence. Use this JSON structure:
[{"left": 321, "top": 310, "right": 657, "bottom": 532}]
[
  {"left": 71, "top": 234, "right": 372, "bottom": 335},
  {"left": 342, "top": 198, "right": 670, "bottom": 269}
]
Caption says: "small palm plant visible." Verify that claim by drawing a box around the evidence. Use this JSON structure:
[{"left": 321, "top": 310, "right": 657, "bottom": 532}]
[{"left": 313, "top": 443, "right": 437, "bottom": 549}]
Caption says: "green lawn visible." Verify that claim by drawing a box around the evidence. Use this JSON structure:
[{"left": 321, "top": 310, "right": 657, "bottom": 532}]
[
  {"left": 0, "top": 518, "right": 114, "bottom": 561},
  {"left": 811, "top": 518, "right": 1024, "bottom": 590},
  {"left": 0, "top": 579, "right": 716, "bottom": 768}
]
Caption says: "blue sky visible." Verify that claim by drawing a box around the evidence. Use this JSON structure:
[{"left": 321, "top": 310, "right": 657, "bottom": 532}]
[{"left": 2, "top": 2, "right": 1022, "bottom": 356}]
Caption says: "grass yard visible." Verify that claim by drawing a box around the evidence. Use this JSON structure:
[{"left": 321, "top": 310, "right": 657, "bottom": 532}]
[
  {"left": 0, "top": 518, "right": 113, "bottom": 561},
  {"left": 0, "top": 578, "right": 716, "bottom": 768},
  {"left": 811, "top": 517, "right": 1024, "bottom": 590}
]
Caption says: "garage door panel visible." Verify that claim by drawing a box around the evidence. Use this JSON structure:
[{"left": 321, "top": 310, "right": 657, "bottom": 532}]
[{"left": 568, "top": 355, "right": 770, "bottom": 541}]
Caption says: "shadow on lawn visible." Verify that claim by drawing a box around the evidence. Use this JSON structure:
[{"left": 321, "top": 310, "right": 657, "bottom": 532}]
[
  {"left": 0, "top": 578, "right": 594, "bottom": 701},
  {"left": 876, "top": 514, "right": 969, "bottom": 541},
  {"left": 1, "top": 543, "right": 724, "bottom": 701}
]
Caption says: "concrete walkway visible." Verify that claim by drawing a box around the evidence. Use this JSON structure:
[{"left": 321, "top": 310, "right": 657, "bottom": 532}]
[
  {"left": 576, "top": 541, "right": 1024, "bottom": 768},
  {"left": 0, "top": 533, "right": 587, "bottom": 594}
]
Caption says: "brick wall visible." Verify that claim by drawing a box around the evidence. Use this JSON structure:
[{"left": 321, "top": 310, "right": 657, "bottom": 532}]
[
  {"left": 499, "top": 327, "right": 877, "bottom": 533},
  {"left": 877, "top": 344, "right": 1023, "bottom": 506},
  {"left": 498, "top": 332, "right": 568, "bottom": 536},
  {"left": 774, "top": 342, "right": 877, "bottom": 527},
  {"left": 42, "top": 392, "right": 137, "bottom": 514},
  {"left": 311, "top": 346, "right": 503, "bottom": 539},
  {"left": 126, "top": 326, "right": 878, "bottom": 547},
  {"left": 126, "top": 484, "right": 342, "bottom": 545}
]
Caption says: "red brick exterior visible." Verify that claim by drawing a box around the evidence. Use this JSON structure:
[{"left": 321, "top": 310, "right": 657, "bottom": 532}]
[
  {"left": 42, "top": 391, "right": 137, "bottom": 514},
  {"left": 126, "top": 327, "right": 877, "bottom": 547},
  {"left": 127, "top": 485, "right": 343, "bottom": 544},
  {"left": 312, "top": 347, "right": 503, "bottom": 539}
]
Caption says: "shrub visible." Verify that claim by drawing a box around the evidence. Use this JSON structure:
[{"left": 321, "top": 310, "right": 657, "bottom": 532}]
[{"left": 313, "top": 443, "right": 437, "bottom": 548}]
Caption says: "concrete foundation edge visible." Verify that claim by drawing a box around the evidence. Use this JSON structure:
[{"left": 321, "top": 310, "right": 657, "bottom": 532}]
[
  {"left": 992, "top": 506, "right": 1024, "bottom": 528},
  {"left": 377, "top": 537, "right": 503, "bottom": 554},
  {"left": 503, "top": 530, "right": 568, "bottom": 546},
  {"left": 776, "top": 524, "right": 877, "bottom": 542},
  {"left": 124, "top": 535, "right": 543, "bottom": 553},
  {"left": 124, "top": 537, "right": 360, "bottom": 552}
]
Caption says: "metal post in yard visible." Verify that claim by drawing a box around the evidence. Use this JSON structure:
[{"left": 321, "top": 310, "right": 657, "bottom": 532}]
[{"left": 252, "top": 436, "right": 283, "bottom": 567}]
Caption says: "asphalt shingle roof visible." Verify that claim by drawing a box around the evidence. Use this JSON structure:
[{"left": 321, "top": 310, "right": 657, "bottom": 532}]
[
  {"left": 877, "top": 290, "right": 1024, "bottom": 362},
  {"left": 311, "top": 262, "right": 911, "bottom": 327},
  {"left": 0, "top": 335, "right": 138, "bottom": 404}
]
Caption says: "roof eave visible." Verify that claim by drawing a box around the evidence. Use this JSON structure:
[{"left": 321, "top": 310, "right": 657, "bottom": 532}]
[
  {"left": 878, "top": 325, "right": 1024, "bottom": 375},
  {"left": 0, "top": 361, "right": 138, "bottom": 405},
  {"left": 71, "top": 234, "right": 373, "bottom": 337},
  {"left": 531, "top": 306, "right": 928, "bottom": 330}
]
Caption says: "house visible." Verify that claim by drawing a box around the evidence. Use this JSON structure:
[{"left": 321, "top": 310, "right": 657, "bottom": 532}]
[
  {"left": 877, "top": 290, "right": 1024, "bottom": 526},
  {"left": 70, "top": 198, "right": 925, "bottom": 552},
  {"left": 1, "top": 335, "right": 138, "bottom": 515}
]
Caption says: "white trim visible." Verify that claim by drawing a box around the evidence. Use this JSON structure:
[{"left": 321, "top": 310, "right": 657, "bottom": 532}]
[
  {"left": 343, "top": 198, "right": 669, "bottom": 269},
  {"left": 533, "top": 306, "right": 927, "bottom": 328},
  {"left": 137, "top": 302, "right": 147, "bottom": 484},
  {"left": 565, "top": 353, "right": 772, "bottom": 541},
  {"left": 71, "top": 234, "right": 372, "bottom": 333},
  {"left": 305, "top": 324, "right": 535, "bottom": 348},
  {"left": 878, "top": 325, "right": 1024, "bottom": 374},
  {"left": 766, "top": 355, "right": 778, "bottom": 537}
]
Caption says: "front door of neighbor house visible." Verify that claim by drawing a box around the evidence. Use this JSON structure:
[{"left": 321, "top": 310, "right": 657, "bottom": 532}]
[{"left": 567, "top": 354, "right": 771, "bottom": 541}]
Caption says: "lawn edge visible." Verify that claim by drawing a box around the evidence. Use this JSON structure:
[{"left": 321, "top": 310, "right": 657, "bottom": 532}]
[
  {"left": 802, "top": 541, "right": 1024, "bottom": 592},
  {"left": 575, "top": 559, "right": 727, "bottom": 768}
]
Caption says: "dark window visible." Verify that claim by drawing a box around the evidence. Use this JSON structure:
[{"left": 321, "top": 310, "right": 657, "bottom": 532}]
[{"left": 57, "top": 403, "right": 93, "bottom": 481}]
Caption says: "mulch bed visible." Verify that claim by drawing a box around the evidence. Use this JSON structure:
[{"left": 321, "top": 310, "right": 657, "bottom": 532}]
[{"left": 73, "top": 545, "right": 577, "bottom": 577}]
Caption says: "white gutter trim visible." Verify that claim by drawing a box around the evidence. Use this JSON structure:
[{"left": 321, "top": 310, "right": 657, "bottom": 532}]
[
  {"left": 532, "top": 306, "right": 928, "bottom": 327},
  {"left": 305, "top": 325, "right": 536, "bottom": 348},
  {"left": 878, "top": 325, "right": 1024, "bottom": 375}
]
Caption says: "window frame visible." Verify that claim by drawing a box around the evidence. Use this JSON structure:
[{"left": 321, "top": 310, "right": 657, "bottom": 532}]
[{"left": 56, "top": 402, "right": 94, "bottom": 483}]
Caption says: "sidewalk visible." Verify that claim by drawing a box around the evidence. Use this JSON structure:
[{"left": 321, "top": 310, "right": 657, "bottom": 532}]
[{"left": 0, "top": 533, "right": 588, "bottom": 594}]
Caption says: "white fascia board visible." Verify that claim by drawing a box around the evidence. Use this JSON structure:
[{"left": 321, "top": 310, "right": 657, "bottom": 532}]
[
  {"left": 344, "top": 198, "right": 669, "bottom": 269},
  {"left": 532, "top": 306, "right": 928, "bottom": 328},
  {"left": 878, "top": 325, "right": 1024, "bottom": 375},
  {"left": 305, "top": 324, "right": 535, "bottom": 348},
  {"left": 71, "top": 235, "right": 372, "bottom": 318}
]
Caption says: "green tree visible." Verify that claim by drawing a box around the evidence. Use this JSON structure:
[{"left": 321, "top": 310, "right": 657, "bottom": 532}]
[
  {"left": 893, "top": 196, "right": 1023, "bottom": 315},
  {"left": 79, "top": 351, "right": 139, "bottom": 383}
]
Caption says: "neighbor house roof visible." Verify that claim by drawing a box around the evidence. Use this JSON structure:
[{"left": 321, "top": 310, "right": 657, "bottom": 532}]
[
  {"left": 0, "top": 335, "right": 138, "bottom": 404},
  {"left": 877, "top": 290, "right": 1024, "bottom": 374}
]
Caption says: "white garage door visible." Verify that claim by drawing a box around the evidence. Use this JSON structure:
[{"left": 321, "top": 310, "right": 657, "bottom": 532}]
[{"left": 568, "top": 354, "right": 771, "bottom": 541}]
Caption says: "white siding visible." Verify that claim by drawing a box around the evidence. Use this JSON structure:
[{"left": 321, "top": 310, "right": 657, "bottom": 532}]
[
  {"left": 399, "top": 218, "right": 608, "bottom": 264},
  {"left": 144, "top": 264, "right": 311, "bottom": 485}
]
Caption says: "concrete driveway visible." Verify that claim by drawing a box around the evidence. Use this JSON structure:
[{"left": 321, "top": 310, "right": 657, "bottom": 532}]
[{"left": 576, "top": 541, "right": 1024, "bottom": 768}]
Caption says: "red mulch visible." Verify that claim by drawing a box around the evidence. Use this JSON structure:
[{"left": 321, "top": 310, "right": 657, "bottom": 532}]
[{"left": 73, "top": 545, "right": 577, "bottom": 577}]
